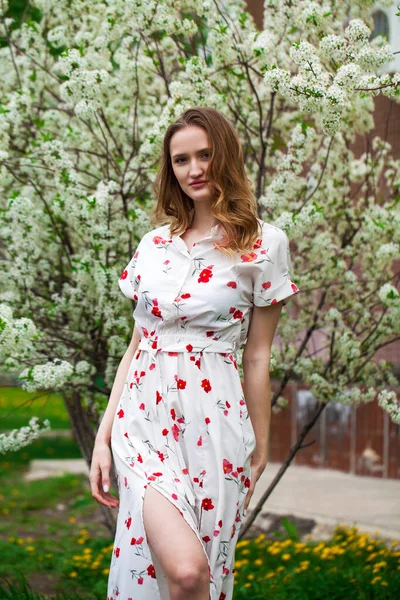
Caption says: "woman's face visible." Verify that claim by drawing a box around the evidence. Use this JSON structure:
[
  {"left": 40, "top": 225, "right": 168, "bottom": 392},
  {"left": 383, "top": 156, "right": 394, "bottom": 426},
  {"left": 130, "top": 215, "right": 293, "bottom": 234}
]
[{"left": 170, "top": 125, "right": 212, "bottom": 202}]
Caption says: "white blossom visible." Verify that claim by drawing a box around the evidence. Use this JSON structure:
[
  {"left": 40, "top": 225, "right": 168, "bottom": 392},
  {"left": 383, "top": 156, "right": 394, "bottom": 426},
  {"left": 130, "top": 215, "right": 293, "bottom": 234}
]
[
  {"left": 0, "top": 417, "right": 51, "bottom": 454},
  {"left": 378, "top": 390, "right": 400, "bottom": 425}
]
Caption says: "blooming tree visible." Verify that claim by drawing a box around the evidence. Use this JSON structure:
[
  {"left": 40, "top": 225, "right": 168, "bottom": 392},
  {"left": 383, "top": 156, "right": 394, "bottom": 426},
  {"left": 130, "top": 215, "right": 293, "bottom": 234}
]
[{"left": 0, "top": 0, "right": 399, "bottom": 529}]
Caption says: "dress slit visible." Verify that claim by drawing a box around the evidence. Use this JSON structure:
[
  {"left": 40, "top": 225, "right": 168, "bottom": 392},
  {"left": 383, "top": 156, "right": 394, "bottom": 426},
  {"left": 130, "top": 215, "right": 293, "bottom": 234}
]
[{"left": 142, "top": 480, "right": 213, "bottom": 600}]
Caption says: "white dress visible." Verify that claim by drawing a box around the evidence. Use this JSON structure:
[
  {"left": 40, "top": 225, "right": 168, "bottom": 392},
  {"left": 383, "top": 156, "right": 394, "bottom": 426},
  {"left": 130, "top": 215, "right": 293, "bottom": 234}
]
[{"left": 107, "top": 217, "right": 300, "bottom": 600}]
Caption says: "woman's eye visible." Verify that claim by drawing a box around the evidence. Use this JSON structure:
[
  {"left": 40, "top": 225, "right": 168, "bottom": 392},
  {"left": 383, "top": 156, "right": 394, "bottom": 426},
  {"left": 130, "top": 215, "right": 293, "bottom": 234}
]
[{"left": 175, "top": 153, "right": 210, "bottom": 164}]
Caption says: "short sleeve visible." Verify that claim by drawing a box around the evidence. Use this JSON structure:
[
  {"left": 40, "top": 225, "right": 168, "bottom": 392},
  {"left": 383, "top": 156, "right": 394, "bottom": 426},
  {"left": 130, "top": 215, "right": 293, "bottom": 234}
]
[
  {"left": 252, "top": 227, "right": 300, "bottom": 307},
  {"left": 118, "top": 237, "right": 144, "bottom": 301}
]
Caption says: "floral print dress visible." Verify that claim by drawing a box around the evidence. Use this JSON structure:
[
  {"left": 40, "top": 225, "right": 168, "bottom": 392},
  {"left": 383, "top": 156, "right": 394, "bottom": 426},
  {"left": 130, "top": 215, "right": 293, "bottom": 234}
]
[{"left": 107, "top": 217, "right": 300, "bottom": 600}]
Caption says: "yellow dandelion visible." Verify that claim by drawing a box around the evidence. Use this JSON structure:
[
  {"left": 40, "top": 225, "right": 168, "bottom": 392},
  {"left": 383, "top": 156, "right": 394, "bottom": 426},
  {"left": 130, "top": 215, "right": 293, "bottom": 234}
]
[
  {"left": 69, "top": 572, "right": 78, "bottom": 578},
  {"left": 69, "top": 516, "right": 77, "bottom": 523},
  {"left": 282, "top": 554, "right": 291, "bottom": 561}
]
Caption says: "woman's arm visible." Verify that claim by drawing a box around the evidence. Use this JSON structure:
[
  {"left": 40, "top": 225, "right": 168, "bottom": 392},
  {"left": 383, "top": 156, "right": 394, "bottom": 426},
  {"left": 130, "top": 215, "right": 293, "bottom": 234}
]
[
  {"left": 89, "top": 322, "right": 141, "bottom": 508},
  {"left": 241, "top": 301, "right": 284, "bottom": 511}
]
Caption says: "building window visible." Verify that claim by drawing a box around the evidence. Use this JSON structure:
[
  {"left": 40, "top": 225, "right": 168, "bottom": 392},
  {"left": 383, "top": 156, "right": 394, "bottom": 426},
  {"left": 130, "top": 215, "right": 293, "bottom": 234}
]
[{"left": 370, "top": 9, "right": 390, "bottom": 41}]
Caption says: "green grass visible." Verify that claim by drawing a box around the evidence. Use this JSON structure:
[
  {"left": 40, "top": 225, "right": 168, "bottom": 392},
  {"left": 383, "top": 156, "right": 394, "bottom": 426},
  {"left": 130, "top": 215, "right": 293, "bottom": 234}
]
[{"left": 0, "top": 387, "right": 71, "bottom": 431}]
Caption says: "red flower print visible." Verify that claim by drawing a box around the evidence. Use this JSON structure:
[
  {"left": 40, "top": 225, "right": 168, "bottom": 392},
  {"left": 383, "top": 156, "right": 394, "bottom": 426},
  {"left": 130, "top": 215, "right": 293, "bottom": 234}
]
[
  {"left": 206, "top": 331, "right": 214, "bottom": 337},
  {"left": 226, "top": 401, "right": 231, "bottom": 409},
  {"left": 272, "top": 299, "right": 277, "bottom": 304},
  {"left": 137, "top": 453, "right": 143, "bottom": 463},
  {"left": 227, "top": 281, "right": 237, "bottom": 288},
  {"left": 147, "top": 564, "right": 156, "bottom": 579},
  {"left": 245, "top": 477, "right": 251, "bottom": 488},
  {"left": 162, "top": 428, "right": 169, "bottom": 436},
  {"left": 292, "top": 282, "right": 299, "bottom": 292},
  {"left": 262, "top": 281, "right": 272, "bottom": 290},
  {"left": 218, "top": 519, "right": 223, "bottom": 527},
  {"left": 157, "top": 451, "right": 165, "bottom": 462},
  {"left": 170, "top": 408, "right": 176, "bottom": 420},
  {"left": 177, "top": 378, "right": 186, "bottom": 389},
  {"left": 151, "top": 305, "right": 162, "bottom": 319},
  {"left": 138, "top": 577, "right": 144, "bottom": 585},
  {"left": 125, "top": 517, "right": 132, "bottom": 529},
  {"left": 205, "top": 417, "right": 210, "bottom": 424},
  {"left": 153, "top": 472, "right": 163, "bottom": 477},
  {"left": 153, "top": 235, "right": 167, "bottom": 246},
  {"left": 201, "top": 379, "right": 212, "bottom": 393},
  {"left": 222, "top": 565, "right": 229, "bottom": 576},
  {"left": 181, "top": 293, "right": 191, "bottom": 299},
  {"left": 197, "top": 435, "right": 202, "bottom": 446},
  {"left": 198, "top": 268, "right": 213, "bottom": 283},
  {"left": 223, "top": 459, "right": 233, "bottom": 474},
  {"left": 233, "top": 309, "right": 243, "bottom": 319},
  {"left": 120, "top": 270, "right": 128, "bottom": 280},
  {"left": 219, "top": 593, "right": 227, "bottom": 600},
  {"left": 139, "top": 403, "right": 145, "bottom": 410},
  {"left": 241, "top": 251, "right": 258, "bottom": 262},
  {"left": 186, "top": 344, "right": 193, "bottom": 352},
  {"left": 156, "top": 391, "right": 163, "bottom": 404},
  {"left": 182, "top": 468, "right": 188, "bottom": 475},
  {"left": 117, "top": 409, "right": 124, "bottom": 418},
  {"left": 114, "top": 547, "right": 120, "bottom": 557},
  {"left": 253, "top": 238, "right": 263, "bottom": 249},
  {"left": 172, "top": 493, "right": 178, "bottom": 500},
  {"left": 202, "top": 535, "right": 211, "bottom": 543},
  {"left": 214, "top": 529, "right": 220, "bottom": 537},
  {"left": 172, "top": 423, "right": 180, "bottom": 441},
  {"left": 131, "top": 537, "right": 144, "bottom": 545},
  {"left": 201, "top": 498, "right": 214, "bottom": 511}
]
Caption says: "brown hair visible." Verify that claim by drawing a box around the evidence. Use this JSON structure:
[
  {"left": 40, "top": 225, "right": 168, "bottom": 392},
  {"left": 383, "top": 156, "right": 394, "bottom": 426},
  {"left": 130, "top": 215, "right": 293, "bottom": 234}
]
[{"left": 150, "top": 106, "right": 262, "bottom": 262}]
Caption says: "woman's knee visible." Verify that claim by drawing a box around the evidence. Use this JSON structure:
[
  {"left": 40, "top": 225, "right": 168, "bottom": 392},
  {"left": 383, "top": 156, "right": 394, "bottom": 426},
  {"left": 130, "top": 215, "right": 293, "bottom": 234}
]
[{"left": 171, "top": 559, "right": 209, "bottom": 592}]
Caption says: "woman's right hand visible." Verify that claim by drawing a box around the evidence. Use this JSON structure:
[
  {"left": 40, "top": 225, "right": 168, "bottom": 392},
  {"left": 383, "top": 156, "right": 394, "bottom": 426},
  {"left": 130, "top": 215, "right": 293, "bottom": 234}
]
[{"left": 89, "top": 441, "right": 120, "bottom": 509}]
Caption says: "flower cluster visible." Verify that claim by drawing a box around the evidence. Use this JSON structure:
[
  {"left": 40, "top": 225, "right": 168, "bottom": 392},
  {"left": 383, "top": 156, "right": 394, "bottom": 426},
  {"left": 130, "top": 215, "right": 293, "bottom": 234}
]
[{"left": 0, "top": 417, "right": 51, "bottom": 454}]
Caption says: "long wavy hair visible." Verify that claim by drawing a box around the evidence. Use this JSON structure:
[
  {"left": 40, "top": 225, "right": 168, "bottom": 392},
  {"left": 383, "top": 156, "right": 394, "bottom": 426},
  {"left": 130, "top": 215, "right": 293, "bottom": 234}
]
[{"left": 150, "top": 106, "right": 262, "bottom": 261}]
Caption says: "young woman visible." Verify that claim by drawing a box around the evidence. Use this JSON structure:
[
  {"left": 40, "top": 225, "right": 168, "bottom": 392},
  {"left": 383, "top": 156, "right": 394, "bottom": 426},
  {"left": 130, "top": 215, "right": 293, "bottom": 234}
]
[{"left": 89, "top": 106, "right": 300, "bottom": 600}]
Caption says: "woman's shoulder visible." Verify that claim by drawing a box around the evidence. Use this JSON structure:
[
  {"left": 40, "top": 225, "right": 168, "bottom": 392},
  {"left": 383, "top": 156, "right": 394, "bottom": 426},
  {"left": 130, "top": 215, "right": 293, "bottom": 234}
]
[{"left": 256, "top": 218, "right": 288, "bottom": 242}]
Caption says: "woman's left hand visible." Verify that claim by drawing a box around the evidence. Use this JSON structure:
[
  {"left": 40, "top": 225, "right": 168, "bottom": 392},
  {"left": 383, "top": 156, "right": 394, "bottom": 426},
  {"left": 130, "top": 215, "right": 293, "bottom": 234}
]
[{"left": 243, "top": 453, "right": 268, "bottom": 514}]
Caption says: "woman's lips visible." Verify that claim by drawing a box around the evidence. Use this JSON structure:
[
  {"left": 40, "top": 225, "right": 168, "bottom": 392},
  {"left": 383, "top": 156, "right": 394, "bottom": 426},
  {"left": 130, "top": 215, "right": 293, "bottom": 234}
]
[{"left": 190, "top": 181, "right": 207, "bottom": 188}]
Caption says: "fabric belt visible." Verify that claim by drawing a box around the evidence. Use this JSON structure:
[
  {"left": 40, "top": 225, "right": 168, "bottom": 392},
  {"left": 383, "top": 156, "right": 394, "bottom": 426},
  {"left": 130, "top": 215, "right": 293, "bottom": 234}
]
[{"left": 137, "top": 335, "right": 237, "bottom": 360}]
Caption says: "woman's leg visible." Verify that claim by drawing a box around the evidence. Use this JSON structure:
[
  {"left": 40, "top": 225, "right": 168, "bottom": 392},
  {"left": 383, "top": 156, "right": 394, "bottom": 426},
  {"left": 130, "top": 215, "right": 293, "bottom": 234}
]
[{"left": 143, "top": 484, "right": 210, "bottom": 600}]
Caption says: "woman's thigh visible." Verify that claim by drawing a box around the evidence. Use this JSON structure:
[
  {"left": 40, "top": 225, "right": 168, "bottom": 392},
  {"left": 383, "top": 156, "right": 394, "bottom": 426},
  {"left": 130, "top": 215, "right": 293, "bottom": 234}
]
[{"left": 142, "top": 484, "right": 209, "bottom": 584}]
